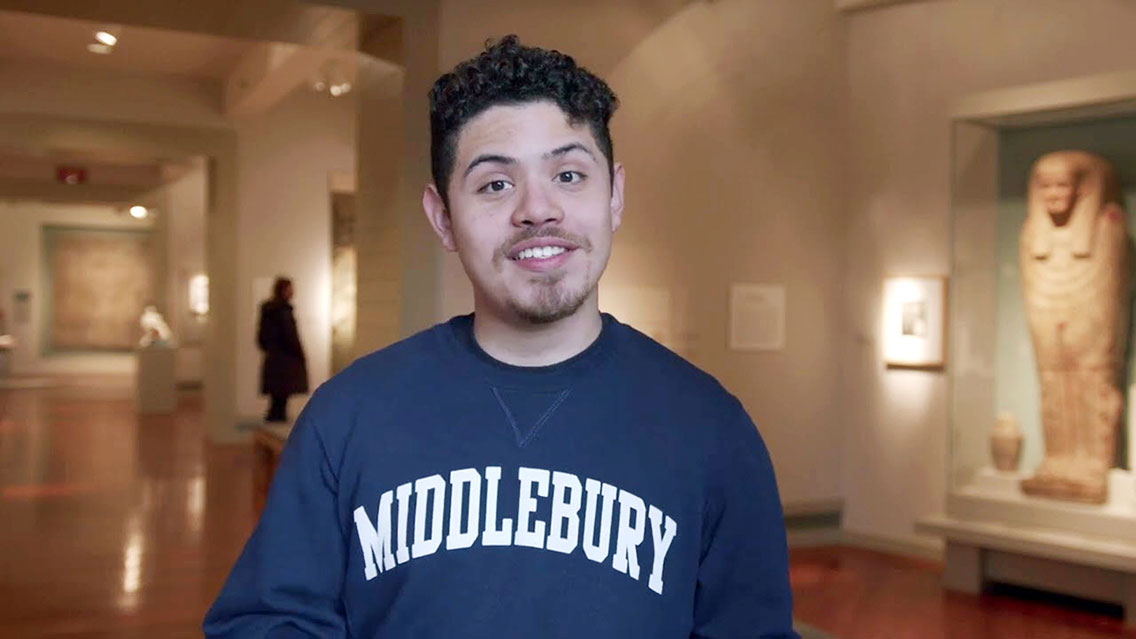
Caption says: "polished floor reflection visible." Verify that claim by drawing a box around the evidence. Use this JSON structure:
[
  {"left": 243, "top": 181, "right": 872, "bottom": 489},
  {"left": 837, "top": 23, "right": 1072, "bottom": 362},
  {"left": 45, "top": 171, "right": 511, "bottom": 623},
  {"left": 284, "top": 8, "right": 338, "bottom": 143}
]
[
  {"left": 791, "top": 546, "right": 1136, "bottom": 639},
  {"left": 0, "top": 377, "right": 255, "bottom": 638},
  {"left": 2, "top": 377, "right": 1134, "bottom": 639}
]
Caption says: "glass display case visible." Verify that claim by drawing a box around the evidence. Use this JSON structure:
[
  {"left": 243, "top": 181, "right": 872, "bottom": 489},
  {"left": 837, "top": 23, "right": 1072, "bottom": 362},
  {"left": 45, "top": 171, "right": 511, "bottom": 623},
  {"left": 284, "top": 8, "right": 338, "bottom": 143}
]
[{"left": 921, "top": 70, "right": 1136, "bottom": 625}]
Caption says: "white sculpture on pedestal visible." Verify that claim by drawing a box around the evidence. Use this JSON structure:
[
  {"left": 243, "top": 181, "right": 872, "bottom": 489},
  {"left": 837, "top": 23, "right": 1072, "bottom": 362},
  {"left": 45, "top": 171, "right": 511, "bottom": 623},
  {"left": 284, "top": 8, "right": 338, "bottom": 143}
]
[{"left": 138, "top": 305, "right": 174, "bottom": 348}]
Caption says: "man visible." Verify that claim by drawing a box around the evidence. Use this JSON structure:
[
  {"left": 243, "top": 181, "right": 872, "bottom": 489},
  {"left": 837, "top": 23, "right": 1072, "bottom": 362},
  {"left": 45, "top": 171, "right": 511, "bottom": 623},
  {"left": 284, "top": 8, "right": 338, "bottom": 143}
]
[
  {"left": 205, "top": 36, "right": 797, "bottom": 638},
  {"left": 256, "top": 277, "right": 308, "bottom": 423}
]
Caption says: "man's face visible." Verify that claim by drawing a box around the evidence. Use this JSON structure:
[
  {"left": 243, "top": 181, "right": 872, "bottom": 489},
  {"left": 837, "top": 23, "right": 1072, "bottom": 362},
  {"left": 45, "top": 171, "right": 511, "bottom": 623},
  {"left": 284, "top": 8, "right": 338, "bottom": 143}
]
[{"left": 424, "top": 100, "right": 624, "bottom": 325}]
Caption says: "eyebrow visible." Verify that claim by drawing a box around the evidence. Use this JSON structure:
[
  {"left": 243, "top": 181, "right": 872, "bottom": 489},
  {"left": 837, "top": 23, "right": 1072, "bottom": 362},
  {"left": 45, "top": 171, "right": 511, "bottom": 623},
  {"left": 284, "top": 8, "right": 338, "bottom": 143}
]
[
  {"left": 463, "top": 154, "right": 515, "bottom": 178},
  {"left": 461, "top": 143, "right": 598, "bottom": 179},
  {"left": 544, "top": 142, "right": 596, "bottom": 162}
]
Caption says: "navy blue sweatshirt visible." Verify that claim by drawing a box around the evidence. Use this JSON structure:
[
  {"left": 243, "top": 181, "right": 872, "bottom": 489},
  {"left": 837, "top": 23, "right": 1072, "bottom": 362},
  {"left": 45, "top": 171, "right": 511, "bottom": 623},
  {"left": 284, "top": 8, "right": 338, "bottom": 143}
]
[{"left": 204, "top": 314, "right": 797, "bottom": 638}]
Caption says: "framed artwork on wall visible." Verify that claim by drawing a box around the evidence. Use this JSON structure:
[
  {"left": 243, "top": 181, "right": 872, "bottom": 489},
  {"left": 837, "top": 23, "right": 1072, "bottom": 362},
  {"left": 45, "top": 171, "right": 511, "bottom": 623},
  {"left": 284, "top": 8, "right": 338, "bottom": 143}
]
[
  {"left": 42, "top": 226, "right": 156, "bottom": 353},
  {"left": 882, "top": 275, "right": 947, "bottom": 369},
  {"left": 728, "top": 283, "right": 786, "bottom": 352}
]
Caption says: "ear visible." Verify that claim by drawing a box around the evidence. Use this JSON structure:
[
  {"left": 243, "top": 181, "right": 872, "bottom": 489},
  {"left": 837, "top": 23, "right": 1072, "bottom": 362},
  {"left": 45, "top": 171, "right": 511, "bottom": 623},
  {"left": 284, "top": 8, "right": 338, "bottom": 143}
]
[
  {"left": 609, "top": 162, "right": 625, "bottom": 233},
  {"left": 422, "top": 184, "right": 457, "bottom": 252}
]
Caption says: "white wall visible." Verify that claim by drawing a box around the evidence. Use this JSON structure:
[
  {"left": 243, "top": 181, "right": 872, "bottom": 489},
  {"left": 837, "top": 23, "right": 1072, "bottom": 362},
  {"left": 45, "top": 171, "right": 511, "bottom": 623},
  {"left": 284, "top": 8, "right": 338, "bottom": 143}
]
[
  {"left": 434, "top": 0, "right": 847, "bottom": 507},
  {"left": 151, "top": 163, "right": 208, "bottom": 384},
  {"left": 842, "top": 0, "right": 1136, "bottom": 549},
  {"left": 234, "top": 88, "right": 356, "bottom": 422},
  {"left": 0, "top": 201, "right": 152, "bottom": 375}
]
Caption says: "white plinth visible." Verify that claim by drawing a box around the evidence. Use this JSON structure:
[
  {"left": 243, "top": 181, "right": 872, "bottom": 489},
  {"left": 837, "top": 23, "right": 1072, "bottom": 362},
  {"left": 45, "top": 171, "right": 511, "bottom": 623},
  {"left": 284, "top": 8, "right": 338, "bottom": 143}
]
[
  {"left": 136, "top": 345, "right": 176, "bottom": 414},
  {"left": 951, "top": 467, "right": 1136, "bottom": 540},
  {"left": 920, "top": 466, "right": 1136, "bottom": 626},
  {"left": 917, "top": 514, "right": 1136, "bottom": 626}
]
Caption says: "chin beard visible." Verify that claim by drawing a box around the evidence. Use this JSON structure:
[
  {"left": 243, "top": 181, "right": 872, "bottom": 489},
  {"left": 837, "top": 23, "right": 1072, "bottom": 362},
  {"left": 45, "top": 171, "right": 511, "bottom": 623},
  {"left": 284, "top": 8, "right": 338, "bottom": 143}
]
[{"left": 509, "top": 280, "right": 591, "bottom": 325}]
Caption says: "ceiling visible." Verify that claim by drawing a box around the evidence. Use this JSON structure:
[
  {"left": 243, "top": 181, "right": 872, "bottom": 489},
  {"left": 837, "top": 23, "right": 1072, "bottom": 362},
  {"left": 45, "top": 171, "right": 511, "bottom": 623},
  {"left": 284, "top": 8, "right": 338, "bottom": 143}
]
[
  {"left": 0, "top": 7, "right": 361, "bottom": 203},
  {"left": 0, "top": 147, "right": 200, "bottom": 206},
  {"left": 0, "top": 10, "right": 258, "bottom": 79}
]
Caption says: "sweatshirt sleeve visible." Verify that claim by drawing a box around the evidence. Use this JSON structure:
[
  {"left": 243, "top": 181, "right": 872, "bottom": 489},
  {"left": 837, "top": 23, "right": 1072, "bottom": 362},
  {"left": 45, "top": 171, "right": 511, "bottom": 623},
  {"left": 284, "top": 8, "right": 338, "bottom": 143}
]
[
  {"left": 203, "top": 391, "right": 349, "bottom": 638},
  {"left": 691, "top": 397, "right": 798, "bottom": 639}
]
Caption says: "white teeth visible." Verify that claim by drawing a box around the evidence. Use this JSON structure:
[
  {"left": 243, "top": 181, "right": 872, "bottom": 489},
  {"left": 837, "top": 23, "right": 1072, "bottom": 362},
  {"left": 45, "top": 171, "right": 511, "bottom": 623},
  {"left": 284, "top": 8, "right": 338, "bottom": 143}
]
[{"left": 516, "top": 246, "right": 567, "bottom": 260}]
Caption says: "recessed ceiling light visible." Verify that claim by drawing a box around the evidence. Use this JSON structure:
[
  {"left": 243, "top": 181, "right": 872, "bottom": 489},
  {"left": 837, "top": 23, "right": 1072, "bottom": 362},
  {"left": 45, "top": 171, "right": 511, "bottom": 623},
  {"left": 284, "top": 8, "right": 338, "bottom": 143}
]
[
  {"left": 87, "top": 43, "right": 113, "bottom": 55},
  {"left": 129, "top": 206, "right": 149, "bottom": 219},
  {"left": 94, "top": 31, "right": 118, "bottom": 47}
]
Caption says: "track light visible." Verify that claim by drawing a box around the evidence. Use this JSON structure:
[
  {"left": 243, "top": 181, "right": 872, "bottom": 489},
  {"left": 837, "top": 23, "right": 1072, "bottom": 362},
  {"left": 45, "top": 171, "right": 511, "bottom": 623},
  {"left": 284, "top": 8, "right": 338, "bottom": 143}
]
[{"left": 95, "top": 31, "right": 118, "bottom": 47}]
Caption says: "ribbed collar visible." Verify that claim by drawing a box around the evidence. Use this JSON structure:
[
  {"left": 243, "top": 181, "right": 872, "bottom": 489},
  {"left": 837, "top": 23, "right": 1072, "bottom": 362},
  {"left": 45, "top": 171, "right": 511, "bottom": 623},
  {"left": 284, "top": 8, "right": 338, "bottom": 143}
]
[{"left": 438, "top": 313, "right": 619, "bottom": 390}]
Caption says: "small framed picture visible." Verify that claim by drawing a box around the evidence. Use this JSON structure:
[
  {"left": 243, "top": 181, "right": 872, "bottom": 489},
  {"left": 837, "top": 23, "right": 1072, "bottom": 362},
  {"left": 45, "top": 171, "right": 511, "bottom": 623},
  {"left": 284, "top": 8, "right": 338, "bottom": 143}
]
[
  {"left": 882, "top": 276, "right": 947, "bottom": 369},
  {"left": 729, "top": 283, "right": 786, "bottom": 352}
]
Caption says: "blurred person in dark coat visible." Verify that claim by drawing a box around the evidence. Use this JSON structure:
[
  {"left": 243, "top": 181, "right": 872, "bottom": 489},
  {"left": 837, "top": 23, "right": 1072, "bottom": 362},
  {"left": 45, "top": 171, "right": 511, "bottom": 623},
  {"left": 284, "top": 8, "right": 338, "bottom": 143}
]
[{"left": 257, "top": 277, "right": 308, "bottom": 422}]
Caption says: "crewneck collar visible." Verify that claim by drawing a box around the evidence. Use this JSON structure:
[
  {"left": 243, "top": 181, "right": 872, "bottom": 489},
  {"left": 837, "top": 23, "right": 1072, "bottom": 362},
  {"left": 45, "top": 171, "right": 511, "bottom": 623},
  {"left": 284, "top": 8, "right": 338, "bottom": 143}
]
[{"left": 440, "top": 313, "right": 618, "bottom": 390}]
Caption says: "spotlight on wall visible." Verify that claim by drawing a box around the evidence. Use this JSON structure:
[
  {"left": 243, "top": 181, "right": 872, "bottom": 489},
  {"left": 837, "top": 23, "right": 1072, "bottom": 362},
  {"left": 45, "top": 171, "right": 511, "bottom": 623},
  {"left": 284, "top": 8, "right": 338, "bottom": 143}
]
[
  {"left": 87, "top": 43, "right": 113, "bottom": 55},
  {"left": 188, "top": 274, "right": 209, "bottom": 317},
  {"left": 129, "top": 205, "right": 149, "bottom": 220}
]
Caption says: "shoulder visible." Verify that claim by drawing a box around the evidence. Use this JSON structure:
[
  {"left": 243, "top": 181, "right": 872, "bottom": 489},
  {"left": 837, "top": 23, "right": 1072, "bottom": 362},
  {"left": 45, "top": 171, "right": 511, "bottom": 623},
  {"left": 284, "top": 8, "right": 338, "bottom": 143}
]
[
  {"left": 607, "top": 318, "right": 766, "bottom": 471},
  {"left": 320, "top": 321, "right": 450, "bottom": 397},
  {"left": 610, "top": 317, "right": 737, "bottom": 409},
  {"left": 260, "top": 299, "right": 285, "bottom": 314},
  {"left": 608, "top": 317, "right": 756, "bottom": 439},
  {"left": 294, "top": 321, "right": 453, "bottom": 461}
]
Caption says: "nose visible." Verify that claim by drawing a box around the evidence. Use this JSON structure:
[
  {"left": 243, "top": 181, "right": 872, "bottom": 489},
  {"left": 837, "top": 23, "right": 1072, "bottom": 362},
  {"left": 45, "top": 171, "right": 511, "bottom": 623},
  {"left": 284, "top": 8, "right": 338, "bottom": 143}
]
[{"left": 511, "top": 180, "right": 563, "bottom": 227}]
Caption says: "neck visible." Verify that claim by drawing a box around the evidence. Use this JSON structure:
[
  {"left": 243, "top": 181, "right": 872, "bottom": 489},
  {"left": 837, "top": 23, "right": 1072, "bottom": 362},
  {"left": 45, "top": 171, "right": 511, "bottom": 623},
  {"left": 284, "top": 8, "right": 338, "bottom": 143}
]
[{"left": 472, "top": 297, "right": 603, "bottom": 367}]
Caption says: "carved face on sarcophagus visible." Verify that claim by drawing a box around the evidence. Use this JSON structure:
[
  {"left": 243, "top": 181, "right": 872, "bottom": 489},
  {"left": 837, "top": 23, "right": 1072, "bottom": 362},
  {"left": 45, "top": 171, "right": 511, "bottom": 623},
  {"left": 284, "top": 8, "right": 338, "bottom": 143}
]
[{"left": 1018, "top": 150, "right": 1130, "bottom": 504}]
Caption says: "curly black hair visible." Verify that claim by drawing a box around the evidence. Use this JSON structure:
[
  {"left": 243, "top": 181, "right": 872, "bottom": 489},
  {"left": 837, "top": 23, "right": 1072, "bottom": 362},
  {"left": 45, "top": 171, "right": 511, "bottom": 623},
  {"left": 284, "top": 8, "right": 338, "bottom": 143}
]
[{"left": 428, "top": 35, "right": 619, "bottom": 209}]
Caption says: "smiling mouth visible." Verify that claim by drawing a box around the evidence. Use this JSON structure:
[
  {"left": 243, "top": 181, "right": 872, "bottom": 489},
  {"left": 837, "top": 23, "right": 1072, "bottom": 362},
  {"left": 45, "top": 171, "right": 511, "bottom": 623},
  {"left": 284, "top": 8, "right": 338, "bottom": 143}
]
[{"left": 512, "top": 245, "right": 571, "bottom": 261}]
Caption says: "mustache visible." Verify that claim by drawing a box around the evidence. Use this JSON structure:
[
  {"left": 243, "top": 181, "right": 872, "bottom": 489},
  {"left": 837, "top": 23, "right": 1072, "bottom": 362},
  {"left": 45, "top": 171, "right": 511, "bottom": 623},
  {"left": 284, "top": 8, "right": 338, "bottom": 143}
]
[{"left": 496, "top": 227, "right": 592, "bottom": 259}]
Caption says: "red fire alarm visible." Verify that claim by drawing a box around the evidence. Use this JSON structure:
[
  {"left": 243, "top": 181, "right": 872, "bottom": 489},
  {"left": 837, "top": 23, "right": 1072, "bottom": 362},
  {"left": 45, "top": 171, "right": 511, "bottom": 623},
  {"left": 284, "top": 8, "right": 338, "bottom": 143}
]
[{"left": 57, "top": 166, "right": 87, "bottom": 185}]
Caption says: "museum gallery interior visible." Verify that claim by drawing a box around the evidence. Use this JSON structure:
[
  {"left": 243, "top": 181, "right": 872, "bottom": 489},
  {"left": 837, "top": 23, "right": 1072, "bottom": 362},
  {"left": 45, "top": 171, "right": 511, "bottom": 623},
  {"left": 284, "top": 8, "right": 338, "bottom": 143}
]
[{"left": 1, "top": 1, "right": 1136, "bottom": 637}]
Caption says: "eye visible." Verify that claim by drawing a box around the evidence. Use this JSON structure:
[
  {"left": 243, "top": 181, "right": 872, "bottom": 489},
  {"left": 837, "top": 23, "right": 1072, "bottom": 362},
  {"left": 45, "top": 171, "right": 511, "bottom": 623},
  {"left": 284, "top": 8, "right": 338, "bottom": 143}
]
[
  {"left": 478, "top": 180, "right": 512, "bottom": 194},
  {"left": 555, "top": 171, "right": 584, "bottom": 185}
]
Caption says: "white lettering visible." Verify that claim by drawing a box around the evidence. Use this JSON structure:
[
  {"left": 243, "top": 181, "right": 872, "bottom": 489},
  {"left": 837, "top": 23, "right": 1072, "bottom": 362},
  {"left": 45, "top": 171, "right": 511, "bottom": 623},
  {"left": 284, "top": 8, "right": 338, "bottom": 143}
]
[
  {"left": 446, "top": 468, "right": 481, "bottom": 550},
  {"left": 582, "top": 479, "right": 618, "bottom": 563},
  {"left": 411, "top": 474, "right": 446, "bottom": 559},
  {"left": 647, "top": 506, "right": 677, "bottom": 594},
  {"left": 515, "top": 467, "right": 550, "bottom": 549},
  {"left": 612, "top": 489, "right": 646, "bottom": 579},
  {"left": 352, "top": 489, "right": 395, "bottom": 580},
  {"left": 546, "top": 471, "right": 582, "bottom": 554},
  {"left": 353, "top": 466, "right": 675, "bottom": 596},
  {"left": 482, "top": 466, "right": 514, "bottom": 546},
  {"left": 394, "top": 482, "right": 412, "bottom": 564}
]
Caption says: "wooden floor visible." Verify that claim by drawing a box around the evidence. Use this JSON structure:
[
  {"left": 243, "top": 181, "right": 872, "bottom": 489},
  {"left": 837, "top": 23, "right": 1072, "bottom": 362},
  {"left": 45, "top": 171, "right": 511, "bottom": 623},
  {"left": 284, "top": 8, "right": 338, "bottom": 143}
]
[
  {"left": 791, "top": 546, "right": 1135, "bottom": 639},
  {"left": 0, "top": 378, "right": 1133, "bottom": 638},
  {"left": 0, "top": 378, "right": 256, "bottom": 638}
]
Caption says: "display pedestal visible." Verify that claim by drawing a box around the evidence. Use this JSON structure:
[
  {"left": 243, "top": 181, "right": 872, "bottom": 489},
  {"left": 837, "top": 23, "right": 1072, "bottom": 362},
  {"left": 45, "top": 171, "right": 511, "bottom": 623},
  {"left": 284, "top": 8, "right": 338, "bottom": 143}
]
[
  {"left": 918, "top": 514, "right": 1136, "bottom": 625},
  {"left": 0, "top": 335, "right": 13, "bottom": 378},
  {"left": 136, "top": 345, "right": 176, "bottom": 414},
  {"left": 918, "top": 467, "right": 1136, "bottom": 626}
]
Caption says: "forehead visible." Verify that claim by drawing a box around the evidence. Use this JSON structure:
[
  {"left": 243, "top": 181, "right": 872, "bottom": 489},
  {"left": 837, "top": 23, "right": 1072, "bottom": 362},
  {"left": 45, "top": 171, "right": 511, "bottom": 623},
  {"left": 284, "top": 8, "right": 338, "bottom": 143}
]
[
  {"left": 1035, "top": 158, "right": 1075, "bottom": 180},
  {"left": 454, "top": 101, "right": 597, "bottom": 160}
]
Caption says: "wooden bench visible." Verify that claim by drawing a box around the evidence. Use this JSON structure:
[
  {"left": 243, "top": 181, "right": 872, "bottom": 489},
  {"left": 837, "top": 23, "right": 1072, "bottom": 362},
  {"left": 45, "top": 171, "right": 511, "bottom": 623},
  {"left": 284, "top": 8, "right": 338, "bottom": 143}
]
[{"left": 252, "top": 424, "right": 292, "bottom": 513}]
